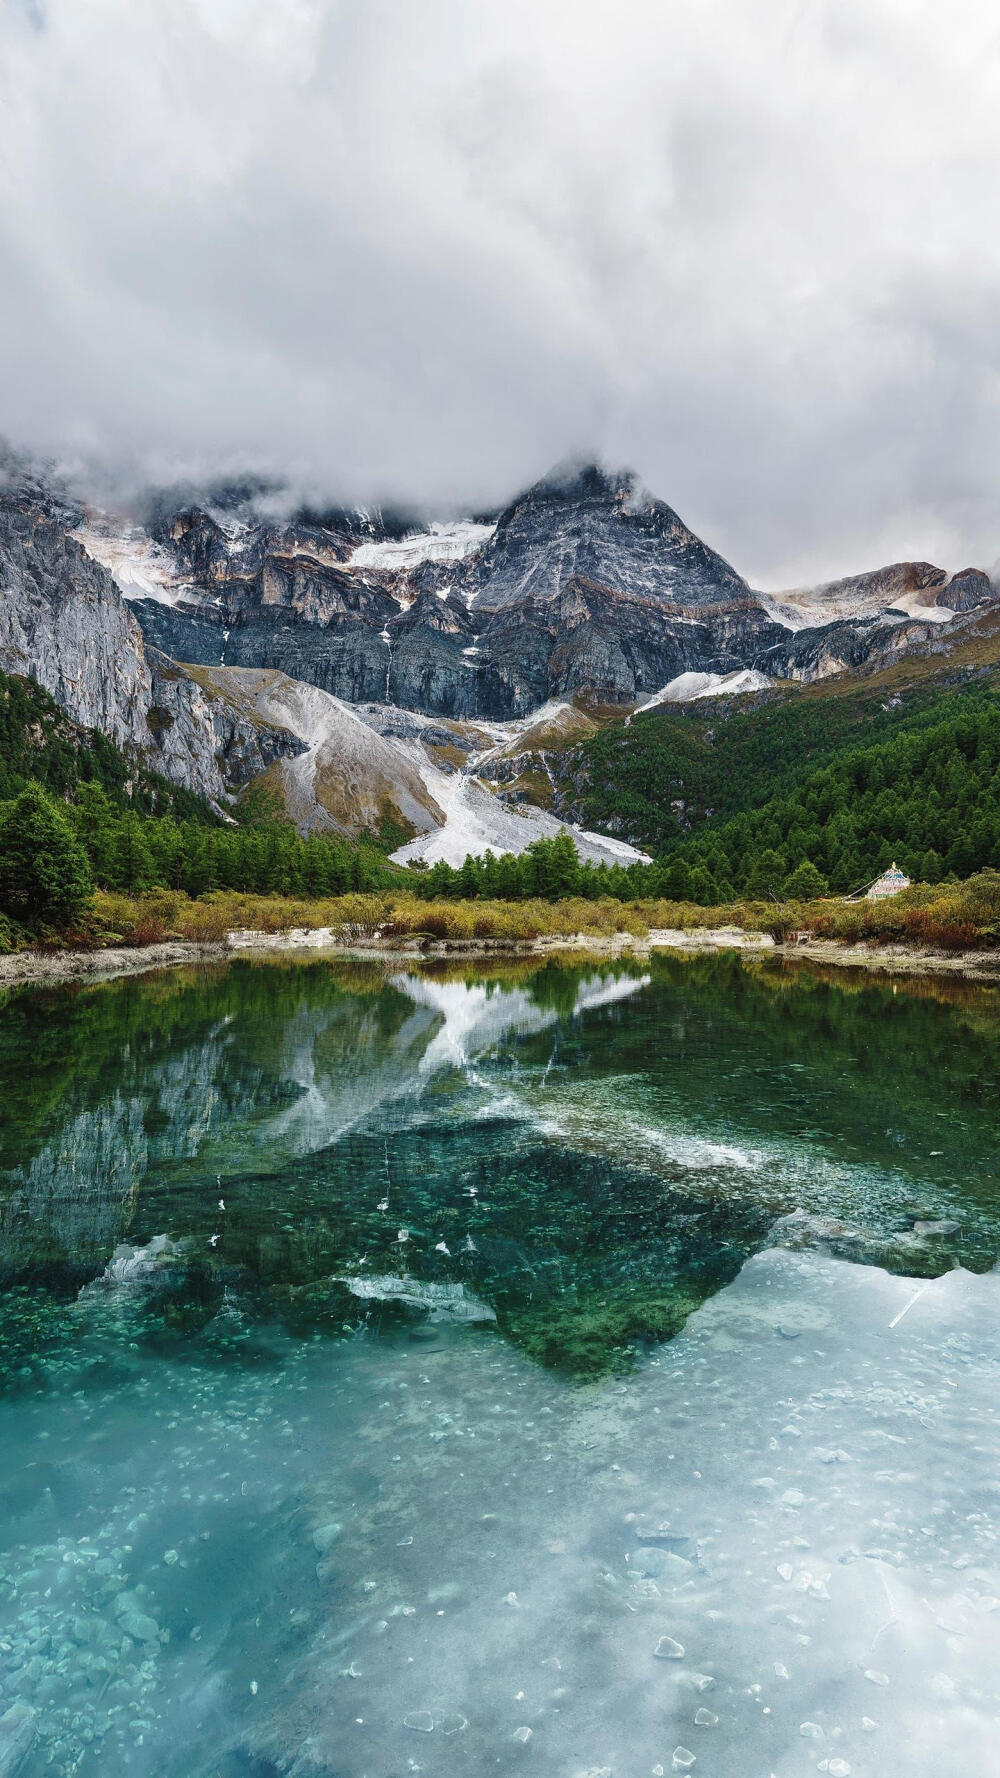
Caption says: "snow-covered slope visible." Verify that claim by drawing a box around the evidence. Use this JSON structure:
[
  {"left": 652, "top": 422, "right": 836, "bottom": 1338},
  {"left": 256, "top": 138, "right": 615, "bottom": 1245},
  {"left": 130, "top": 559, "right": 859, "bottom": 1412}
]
[
  {"left": 73, "top": 518, "right": 199, "bottom": 607},
  {"left": 389, "top": 757, "right": 648, "bottom": 869},
  {"left": 348, "top": 519, "right": 495, "bottom": 571},
  {"left": 384, "top": 704, "right": 650, "bottom": 869},
  {"left": 632, "top": 668, "right": 773, "bottom": 714},
  {"left": 178, "top": 669, "right": 645, "bottom": 866},
  {"left": 759, "top": 562, "right": 956, "bottom": 632}
]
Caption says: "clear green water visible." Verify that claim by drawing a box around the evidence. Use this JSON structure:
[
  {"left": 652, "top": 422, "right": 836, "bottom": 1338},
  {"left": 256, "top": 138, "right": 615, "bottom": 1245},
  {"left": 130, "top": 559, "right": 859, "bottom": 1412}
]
[{"left": 1, "top": 951, "right": 999, "bottom": 1776}]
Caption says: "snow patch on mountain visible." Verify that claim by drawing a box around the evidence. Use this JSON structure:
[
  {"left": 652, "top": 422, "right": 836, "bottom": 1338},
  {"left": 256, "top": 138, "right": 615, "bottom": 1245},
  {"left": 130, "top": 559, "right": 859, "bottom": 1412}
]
[
  {"left": 348, "top": 519, "right": 495, "bottom": 572},
  {"left": 890, "top": 588, "right": 955, "bottom": 623},
  {"left": 633, "top": 668, "right": 772, "bottom": 714},
  {"left": 390, "top": 775, "right": 648, "bottom": 868},
  {"left": 73, "top": 520, "right": 198, "bottom": 607},
  {"left": 760, "top": 570, "right": 956, "bottom": 632}
]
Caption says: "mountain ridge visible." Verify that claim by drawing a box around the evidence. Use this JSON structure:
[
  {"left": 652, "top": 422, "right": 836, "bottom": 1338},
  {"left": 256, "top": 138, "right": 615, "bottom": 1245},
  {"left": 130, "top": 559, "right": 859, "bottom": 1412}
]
[{"left": 3, "top": 450, "right": 1000, "bottom": 863}]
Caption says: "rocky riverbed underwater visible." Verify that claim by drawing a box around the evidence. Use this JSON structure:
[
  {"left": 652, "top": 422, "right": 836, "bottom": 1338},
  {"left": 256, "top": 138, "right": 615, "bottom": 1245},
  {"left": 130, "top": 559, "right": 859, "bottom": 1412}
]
[{"left": 1, "top": 952, "right": 999, "bottom": 1776}]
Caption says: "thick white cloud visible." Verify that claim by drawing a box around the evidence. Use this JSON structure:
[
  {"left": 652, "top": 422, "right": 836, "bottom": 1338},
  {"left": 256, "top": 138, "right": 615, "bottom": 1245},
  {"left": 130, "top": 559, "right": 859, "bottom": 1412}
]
[{"left": 2, "top": 0, "right": 1000, "bottom": 584}]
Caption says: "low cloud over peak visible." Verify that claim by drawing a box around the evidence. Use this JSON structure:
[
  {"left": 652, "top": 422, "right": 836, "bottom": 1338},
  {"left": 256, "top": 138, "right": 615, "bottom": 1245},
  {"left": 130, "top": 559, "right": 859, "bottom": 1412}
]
[{"left": 1, "top": 0, "right": 999, "bottom": 587}]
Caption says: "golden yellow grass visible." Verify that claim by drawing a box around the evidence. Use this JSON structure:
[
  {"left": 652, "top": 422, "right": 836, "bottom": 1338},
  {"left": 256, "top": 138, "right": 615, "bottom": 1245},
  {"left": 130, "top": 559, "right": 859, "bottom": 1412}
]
[{"left": 82, "top": 873, "right": 1000, "bottom": 952}]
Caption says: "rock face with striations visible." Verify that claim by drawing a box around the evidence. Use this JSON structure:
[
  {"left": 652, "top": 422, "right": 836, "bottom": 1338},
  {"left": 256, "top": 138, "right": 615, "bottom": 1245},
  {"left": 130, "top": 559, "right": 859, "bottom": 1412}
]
[
  {"left": 124, "top": 462, "right": 1000, "bottom": 722},
  {"left": 0, "top": 478, "right": 155, "bottom": 752},
  {"left": 0, "top": 472, "right": 304, "bottom": 810},
  {"left": 6, "top": 454, "right": 1000, "bottom": 828},
  {"left": 128, "top": 464, "right": 793, "bottom": 718}
]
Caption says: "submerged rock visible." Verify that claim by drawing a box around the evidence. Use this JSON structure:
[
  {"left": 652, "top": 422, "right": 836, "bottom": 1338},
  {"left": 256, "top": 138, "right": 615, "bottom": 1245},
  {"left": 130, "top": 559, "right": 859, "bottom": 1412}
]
[
  {"left": 0, "top": 1704, "right": 37, "bottom": 1778},
  {"left": 333, "top": 1274, "right": 497, "bottom": 1323},
  {"left": 91, "top": 1235, "right": 182, "bottom": 1288}
]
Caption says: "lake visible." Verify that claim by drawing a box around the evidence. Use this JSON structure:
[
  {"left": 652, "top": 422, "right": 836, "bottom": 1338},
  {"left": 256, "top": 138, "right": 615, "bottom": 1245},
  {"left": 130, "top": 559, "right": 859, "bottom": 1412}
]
[{"left": 1, "top": 951, "right": 998, "bottom": 1776}]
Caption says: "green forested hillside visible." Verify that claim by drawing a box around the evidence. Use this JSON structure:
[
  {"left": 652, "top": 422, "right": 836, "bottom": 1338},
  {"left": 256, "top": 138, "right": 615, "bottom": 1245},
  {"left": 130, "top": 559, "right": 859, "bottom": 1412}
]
[
  {"left": 665, "top": 689, "right": 1000, "bottom": 898},
  {"left": 0, "top": 670, "right": 400, "bottom": 931},
  {"left": 0, "top": 668, "right": 210, "bottom": 819},
  {"left": 541, "top": 668, "right": 1000, "bottom": 900},
  {"left": 567, "top": 675, "right": 995, "bottom": 842}
]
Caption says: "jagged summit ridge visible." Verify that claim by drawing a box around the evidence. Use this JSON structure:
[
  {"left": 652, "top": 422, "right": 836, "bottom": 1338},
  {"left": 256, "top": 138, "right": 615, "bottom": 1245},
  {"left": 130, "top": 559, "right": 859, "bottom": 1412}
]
[
  {"left": 470, "top": 461, "right": 753, "bottom": 614},
  {"left": 3, "top": 454, "right": 1000, "bottom": 856}
]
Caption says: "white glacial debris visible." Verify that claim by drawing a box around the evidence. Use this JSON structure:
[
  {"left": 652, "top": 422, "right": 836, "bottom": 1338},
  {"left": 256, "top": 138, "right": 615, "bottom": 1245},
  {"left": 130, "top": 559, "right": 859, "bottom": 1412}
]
[
  {"left": 181, "top": 667, "right": 444, "bottom": 838},
  {"left": 387, "top": 700, "right": 650, "bottom": 869}
]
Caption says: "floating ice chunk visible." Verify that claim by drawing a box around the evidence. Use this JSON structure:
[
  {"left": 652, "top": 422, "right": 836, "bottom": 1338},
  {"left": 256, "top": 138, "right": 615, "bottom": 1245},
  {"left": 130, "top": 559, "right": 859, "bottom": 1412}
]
[
  {"left": 672, "top": 1749, "right": 696, "bottom": 1770},
  {"left": 403, "top": 1711, "right": 435, "bottom": 1733},
  {"left": 512, "top": 1725, "right": 532, "bottom": 1743},
  {"left": 864, "top": 1669, "right": 890, "bottom": 1686},
  {"left": 799, "top": 1720, "right": 824, "bottom": 1738},
  {"left": 693, "top": 1708, "right": 718, "bottom": 1726},
  {"left": 654, "top": 1636, "right": 685, "bottom": 1659}
]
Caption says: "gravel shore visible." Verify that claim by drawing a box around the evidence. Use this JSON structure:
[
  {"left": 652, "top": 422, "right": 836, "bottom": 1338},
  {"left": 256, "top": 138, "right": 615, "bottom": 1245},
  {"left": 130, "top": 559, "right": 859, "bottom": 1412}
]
[{"left": 2, "top": 921, "right": 999, "bottom": 989}]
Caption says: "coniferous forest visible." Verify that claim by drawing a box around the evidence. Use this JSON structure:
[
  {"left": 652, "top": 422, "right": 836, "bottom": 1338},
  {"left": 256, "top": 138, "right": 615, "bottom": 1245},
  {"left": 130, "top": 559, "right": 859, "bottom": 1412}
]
[{"left": 5, "top": 664, "right": 1000, "bottom": 936}]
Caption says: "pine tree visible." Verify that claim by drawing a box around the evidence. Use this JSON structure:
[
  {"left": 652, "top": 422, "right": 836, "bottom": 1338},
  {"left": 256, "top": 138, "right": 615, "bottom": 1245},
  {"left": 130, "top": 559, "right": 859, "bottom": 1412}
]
[
  {"left": 660, "top": 856, "right": 692, "bottom": 900},
  {"left": 110, "top": 813, "right": 157, "bottom": 894},
  {"left": 783, "top": 858, "right": 828, "bottom": 900},
  {"left": 744, "top": 848, "right": 786, "bottom": 900},
  {"left": 0, "top": 783, "right": 94, "bottom": 926}
]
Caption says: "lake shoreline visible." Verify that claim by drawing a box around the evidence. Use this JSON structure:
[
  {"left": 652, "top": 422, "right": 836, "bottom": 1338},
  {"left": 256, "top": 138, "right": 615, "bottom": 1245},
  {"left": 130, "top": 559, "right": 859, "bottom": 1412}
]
[{"left": 3, "top": 922, "right": 1000, "bottom": 987}]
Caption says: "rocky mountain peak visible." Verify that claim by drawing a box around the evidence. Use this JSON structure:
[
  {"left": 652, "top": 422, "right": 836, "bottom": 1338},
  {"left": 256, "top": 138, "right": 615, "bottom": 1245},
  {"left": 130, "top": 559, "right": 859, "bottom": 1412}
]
[{"left": 471, "top": 461, "right": 751, "bottom": 615}]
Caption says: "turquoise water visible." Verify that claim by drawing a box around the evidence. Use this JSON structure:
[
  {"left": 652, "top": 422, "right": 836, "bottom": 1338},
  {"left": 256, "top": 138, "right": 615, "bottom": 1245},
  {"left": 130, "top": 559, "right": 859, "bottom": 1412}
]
[{"left": 1, "top": 951, "right": 999, "bottom": 1775}]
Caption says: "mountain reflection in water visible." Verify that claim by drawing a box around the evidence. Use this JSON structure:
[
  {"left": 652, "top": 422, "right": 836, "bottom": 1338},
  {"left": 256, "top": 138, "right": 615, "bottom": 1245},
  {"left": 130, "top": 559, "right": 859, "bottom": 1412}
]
[{"left": 1, "top": 953, "right": 1000, "bottom": 1775}]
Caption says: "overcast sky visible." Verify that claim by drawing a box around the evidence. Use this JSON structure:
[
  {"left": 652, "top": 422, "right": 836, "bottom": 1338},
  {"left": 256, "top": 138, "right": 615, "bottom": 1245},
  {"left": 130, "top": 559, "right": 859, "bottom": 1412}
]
[{"left": 2, "top": 0, "right": 1000, "bottom": 586}]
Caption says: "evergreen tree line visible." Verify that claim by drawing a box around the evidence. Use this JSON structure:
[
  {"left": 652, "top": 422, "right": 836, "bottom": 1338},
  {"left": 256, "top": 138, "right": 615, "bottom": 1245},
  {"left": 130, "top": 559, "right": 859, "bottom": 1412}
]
[
  {"left": 4, "top": 674, "right": 1000, "bottom": 930},
  {"left": 667, "top": 698, "right": 1000, "bottom": 902},
  {"left": 0, "top": 782, "right": 400, "bottom": 931}
]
